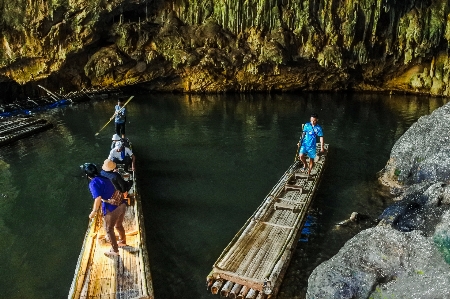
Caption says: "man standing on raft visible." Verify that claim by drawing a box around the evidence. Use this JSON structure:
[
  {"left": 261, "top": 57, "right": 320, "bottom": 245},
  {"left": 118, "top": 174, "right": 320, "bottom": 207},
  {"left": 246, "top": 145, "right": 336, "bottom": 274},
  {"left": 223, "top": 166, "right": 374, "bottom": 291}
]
[
  {"left": 298, "top": 113, "right": 324, "bottom": 175},
  {"left": 113, "top": 98, "right": 127, "bottom": 138}
]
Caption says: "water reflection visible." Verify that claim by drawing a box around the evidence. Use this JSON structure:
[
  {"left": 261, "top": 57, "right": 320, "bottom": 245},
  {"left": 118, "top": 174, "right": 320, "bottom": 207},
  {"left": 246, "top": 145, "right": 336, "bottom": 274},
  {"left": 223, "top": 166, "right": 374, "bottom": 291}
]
[{"left": 0, "top": 92, "right": 447, "bottom": 298}]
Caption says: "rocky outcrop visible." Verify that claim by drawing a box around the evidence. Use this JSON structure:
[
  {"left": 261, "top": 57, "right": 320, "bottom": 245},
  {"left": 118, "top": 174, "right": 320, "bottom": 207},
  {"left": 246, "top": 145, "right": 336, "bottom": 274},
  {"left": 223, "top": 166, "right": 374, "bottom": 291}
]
[
  {"left": 1, "top": 0, "right": 450, "bottom": 95},
  {"left": 307, "top": 181, "right": 450, "bottom": 298},
  {"left": 379, "top": 102, "right": 450, "bottom": 188},
  {"left": 307, "top": 102, "right": 450, "bottom": 298},
  {"left": 307, "top": 224, "right": 450, "bottom": 299}
]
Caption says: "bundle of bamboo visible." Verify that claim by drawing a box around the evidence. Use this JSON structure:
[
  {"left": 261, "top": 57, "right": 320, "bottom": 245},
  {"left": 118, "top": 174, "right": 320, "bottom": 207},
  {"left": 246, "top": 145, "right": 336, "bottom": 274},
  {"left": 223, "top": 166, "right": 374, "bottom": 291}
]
[
  {"left": 0, "top": 117, "right": 52, "bottom": 146},
  {"left": 207, "top": 143, "right": 329, "bottom": 298}
]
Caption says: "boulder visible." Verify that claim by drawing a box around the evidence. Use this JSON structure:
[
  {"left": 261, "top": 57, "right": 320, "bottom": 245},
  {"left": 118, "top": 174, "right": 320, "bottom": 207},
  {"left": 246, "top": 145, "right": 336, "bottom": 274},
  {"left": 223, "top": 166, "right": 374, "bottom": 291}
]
[
  {"left": 379, "top": 103, "right": 450, "bottom": 188},
  {"left": 307, "top": 225, "right": 450, "bottom": 299}
]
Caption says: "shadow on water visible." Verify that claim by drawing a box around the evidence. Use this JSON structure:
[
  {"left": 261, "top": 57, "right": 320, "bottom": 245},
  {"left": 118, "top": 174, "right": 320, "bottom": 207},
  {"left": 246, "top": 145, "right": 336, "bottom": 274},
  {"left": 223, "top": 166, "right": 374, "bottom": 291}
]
[{"left": 0, "top": 91, "right": 447, "bottom": 298}]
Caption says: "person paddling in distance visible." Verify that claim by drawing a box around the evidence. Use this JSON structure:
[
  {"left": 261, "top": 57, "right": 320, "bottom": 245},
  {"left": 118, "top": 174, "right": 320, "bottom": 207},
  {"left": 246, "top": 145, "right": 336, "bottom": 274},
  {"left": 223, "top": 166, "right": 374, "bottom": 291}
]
[
  {"left": 112, "top": 98, "right": 127, "bottom": 138},
  {"left": 298, "top": 113, "right": 324, "bottom": 175},
  {"left": 84, "top": 163, "right": 127, "bottom": 257}
]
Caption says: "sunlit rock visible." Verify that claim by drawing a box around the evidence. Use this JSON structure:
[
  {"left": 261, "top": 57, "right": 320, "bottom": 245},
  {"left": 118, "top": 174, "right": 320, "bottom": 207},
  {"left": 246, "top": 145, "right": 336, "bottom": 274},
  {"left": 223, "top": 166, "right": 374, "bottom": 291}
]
[
  {"left": 307, "top": 226, "right": 450, "bottom": 299},
  {"left": 379, "top": 102, "right": 450, "bottom": 188}
]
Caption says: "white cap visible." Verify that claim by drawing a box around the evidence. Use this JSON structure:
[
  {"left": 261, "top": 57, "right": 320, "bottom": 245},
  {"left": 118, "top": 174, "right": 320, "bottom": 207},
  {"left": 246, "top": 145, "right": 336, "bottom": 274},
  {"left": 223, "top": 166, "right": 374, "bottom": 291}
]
[
  {"left": 114, "top": 141, "right": 122, "bottom": 149},
  {"left": 112, "top": 134, "right": 121, "bottom": 141}
]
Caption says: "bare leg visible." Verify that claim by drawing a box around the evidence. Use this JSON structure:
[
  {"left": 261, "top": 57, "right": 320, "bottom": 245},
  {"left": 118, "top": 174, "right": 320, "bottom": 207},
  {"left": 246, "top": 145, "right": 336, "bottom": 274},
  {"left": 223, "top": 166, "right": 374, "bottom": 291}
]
[
  {"left": 300, "top": 154, "right": 307, "bottom": 170},
  {"left": 115, "top": 204, "right": 126, "bottom": 245},
  {"left": 308, "top": 159, "right": 314, "bottom": 175}
]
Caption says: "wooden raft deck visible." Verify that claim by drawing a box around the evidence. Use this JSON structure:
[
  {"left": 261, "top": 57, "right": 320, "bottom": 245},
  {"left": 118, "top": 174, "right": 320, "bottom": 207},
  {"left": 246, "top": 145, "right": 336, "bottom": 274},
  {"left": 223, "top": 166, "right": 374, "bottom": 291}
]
[
  {"left": 68, "top": 168, "right": 154, "bottom": 299},
  {"left": 207, "top": 144, "right": 329, "bottom": 298}
]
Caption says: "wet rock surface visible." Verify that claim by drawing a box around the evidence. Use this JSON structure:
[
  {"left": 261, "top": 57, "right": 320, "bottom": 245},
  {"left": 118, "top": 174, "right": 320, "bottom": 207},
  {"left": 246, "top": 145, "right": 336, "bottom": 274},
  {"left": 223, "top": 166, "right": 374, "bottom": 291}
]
[
  {"left": 307, "top": 103, "right": 450, "bottom": 298},
  {"left": 307, "top": 224, "right": 450, "bottom": 299}
]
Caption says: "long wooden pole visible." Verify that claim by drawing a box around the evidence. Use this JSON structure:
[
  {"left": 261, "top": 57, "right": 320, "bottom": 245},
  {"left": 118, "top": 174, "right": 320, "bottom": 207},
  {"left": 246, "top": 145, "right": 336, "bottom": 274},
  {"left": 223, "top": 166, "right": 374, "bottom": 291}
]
[
  {"left": 94, "top": 96, "right": 134, "bottom": 136},
  {"left": 37, "top": 85, "right": 60, "bottom": 101}
]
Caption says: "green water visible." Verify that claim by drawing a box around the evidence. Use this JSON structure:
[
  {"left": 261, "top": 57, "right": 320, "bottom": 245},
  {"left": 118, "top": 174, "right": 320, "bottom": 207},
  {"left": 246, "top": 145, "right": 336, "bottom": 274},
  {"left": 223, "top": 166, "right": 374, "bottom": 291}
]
[{"left": 0, "top": 92, "right": 447, "bottom": 298}]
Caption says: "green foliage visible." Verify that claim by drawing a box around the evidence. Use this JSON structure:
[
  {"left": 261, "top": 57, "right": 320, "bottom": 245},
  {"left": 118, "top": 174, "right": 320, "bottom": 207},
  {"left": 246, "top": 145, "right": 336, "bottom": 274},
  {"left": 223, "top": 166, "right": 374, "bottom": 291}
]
[
  {"left": 369, "top": 287, "right": 396, "bottom": 299},
  {"left": 434, "top": 232, "right": 450, "bottom": 264},
  {"left": 394, "top": 169, "right": 401, "bottom": 177}
]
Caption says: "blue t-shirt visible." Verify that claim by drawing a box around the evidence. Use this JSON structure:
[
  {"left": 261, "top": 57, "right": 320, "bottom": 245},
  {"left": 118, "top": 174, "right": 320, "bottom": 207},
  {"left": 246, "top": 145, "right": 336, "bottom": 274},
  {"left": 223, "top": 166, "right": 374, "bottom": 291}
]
[
  {"left": 114, "top": 105, "right": 126, "bottom": 124},
  {"left": 301, "top": 122, "right": 323, "bottom": 149},
  {"left": 88, "top": 176, "right": 117, "bottom": 215}
]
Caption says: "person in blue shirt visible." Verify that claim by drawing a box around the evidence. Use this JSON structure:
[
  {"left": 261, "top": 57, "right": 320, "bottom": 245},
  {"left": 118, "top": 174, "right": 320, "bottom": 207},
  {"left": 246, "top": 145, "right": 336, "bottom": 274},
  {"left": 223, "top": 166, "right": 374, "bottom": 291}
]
[
  {"left": 84, "top": 163, "right": 127, "bottom": 257},
  {"left": 298, "top": 113, "right": 324, "bottom": 175},
  {"left": 112, "top": 98, "right": 126, "bottom": 138}
]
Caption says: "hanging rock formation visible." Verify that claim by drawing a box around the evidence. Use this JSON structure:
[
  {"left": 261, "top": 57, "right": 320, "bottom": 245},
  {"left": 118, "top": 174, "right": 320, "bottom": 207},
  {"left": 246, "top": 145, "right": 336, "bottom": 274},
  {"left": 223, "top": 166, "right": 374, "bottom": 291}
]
[{"left": 0, "top": 0, "right": 450, "bottom": 95}]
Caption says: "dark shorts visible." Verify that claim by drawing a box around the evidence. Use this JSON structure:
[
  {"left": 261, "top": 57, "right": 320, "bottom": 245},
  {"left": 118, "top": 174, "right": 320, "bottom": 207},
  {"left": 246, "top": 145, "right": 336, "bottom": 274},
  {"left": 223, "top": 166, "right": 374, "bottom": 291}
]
[{"left": 115, "top": 122, "right": 125, "bottom": 136}]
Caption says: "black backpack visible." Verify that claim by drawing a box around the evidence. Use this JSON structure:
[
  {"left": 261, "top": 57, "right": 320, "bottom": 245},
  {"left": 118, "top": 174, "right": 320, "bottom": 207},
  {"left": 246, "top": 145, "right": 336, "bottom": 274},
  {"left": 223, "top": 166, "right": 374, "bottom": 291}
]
[{"left": 120, "top": 138, "right": 131, "bottom": 149}]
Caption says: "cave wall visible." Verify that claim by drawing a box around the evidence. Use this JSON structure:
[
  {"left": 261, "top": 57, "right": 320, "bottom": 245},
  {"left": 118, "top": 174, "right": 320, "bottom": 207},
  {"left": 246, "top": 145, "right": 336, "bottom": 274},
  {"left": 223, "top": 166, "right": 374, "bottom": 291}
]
[{"left": 0, "top": 0, "right": 449, "bottom": 95}]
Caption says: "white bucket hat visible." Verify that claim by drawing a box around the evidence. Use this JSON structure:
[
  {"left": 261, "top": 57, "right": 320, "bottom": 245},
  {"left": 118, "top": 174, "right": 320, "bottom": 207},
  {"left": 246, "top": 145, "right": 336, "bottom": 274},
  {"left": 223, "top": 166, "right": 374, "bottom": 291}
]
[
  {"left": 114, "top": 141, "right": 123, "bottom": 149},
  {"left": 112, "top": 134, "right": 121, "bottom": 141}
]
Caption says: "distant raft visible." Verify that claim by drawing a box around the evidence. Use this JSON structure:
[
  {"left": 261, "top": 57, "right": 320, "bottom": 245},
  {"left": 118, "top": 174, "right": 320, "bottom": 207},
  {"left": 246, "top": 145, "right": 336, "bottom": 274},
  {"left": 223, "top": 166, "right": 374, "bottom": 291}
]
[
  {"left": 0, "top": 117, "right": 53, "bottom": 146},
  {"left": 207, "top": 143, "right": 329, "bottom": 298}
]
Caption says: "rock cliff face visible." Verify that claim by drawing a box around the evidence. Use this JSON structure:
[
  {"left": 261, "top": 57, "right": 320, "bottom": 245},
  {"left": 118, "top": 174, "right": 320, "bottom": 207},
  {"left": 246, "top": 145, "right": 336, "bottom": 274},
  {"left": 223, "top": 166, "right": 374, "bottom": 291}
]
[
  {"left": 307, "top": 103, "right": 450, "bottom": 298},
  {"left": 0, "top": 0, "right": 450, "bottom": 96},
  {"left": 380, "top": 102, "right": 450, "bottom": 188}
]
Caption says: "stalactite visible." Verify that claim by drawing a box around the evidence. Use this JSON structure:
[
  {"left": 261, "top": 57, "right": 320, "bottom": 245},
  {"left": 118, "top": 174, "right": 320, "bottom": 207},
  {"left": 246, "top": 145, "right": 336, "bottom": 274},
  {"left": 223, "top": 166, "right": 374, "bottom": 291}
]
[{"left": 371, "top": 0, "right": 382, "bottom": 47}]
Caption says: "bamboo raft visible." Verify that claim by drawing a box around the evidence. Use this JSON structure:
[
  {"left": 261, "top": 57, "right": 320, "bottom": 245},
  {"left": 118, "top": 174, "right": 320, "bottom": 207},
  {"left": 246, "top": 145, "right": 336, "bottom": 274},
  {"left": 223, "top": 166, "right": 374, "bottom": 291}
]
[
  {"left": 207, "top": 143, "right": 329, "bottom": 298},
  {"left": 68, "top": 164, "right": 154, "bottom": 299},
  {"left": 0, "top": 117, "right": 53, "bottom": 146}
]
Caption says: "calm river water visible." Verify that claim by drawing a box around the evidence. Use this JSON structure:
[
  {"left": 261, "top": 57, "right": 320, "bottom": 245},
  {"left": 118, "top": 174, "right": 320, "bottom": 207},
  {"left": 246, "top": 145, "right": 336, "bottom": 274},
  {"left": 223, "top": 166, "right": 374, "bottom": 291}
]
[{"left": 0, "top": 92, "right": 447, "bottom": 299}]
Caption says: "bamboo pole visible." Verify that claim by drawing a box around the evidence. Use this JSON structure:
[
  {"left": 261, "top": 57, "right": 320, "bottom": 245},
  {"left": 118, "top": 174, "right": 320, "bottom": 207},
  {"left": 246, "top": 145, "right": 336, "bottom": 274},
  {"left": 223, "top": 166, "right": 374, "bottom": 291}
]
[
  {"left": 69, "top": 210, "right": 101, "bottom": 299},
  {"left": 255, "top": 291, "right": 266, "bottom": 299},
  {"left": 211, "top": 279, "right": 224, "bottom": 294},
  {"left": 230, "top": 283, "right": 243, "bottom": 299},
  {"left": 135, "top": 181, "right": 153, "bottom": 298},
  {"left": 206, "top": 271, "right": 215, "bottom": 290},
  {"left": 109, "top": 256, "right": 117, "bottom": 299},
  {"left": 237, "top": 285, "right": 250, "bottom": 299},
  {"left": 37, "top": 84, "right": 60, "bottom": 101},
  {"left": 245, "top": 288, "right": 257, "bottom": 299},
  {"left": 220, "top": 280, "right": 234, "bottom": 297}
]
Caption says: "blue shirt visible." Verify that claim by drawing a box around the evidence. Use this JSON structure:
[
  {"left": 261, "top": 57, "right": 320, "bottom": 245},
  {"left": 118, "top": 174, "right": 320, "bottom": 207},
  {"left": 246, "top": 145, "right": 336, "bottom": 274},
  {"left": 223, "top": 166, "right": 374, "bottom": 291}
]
[
  {"left": 301, "top": 122, "right": 323, "bottom": 149},
  {"left": 88, "top": 176, "right": 117, "bottom": 215},
  {"left": 114, "top": 105, "right": 126, "bottom": 123}
]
